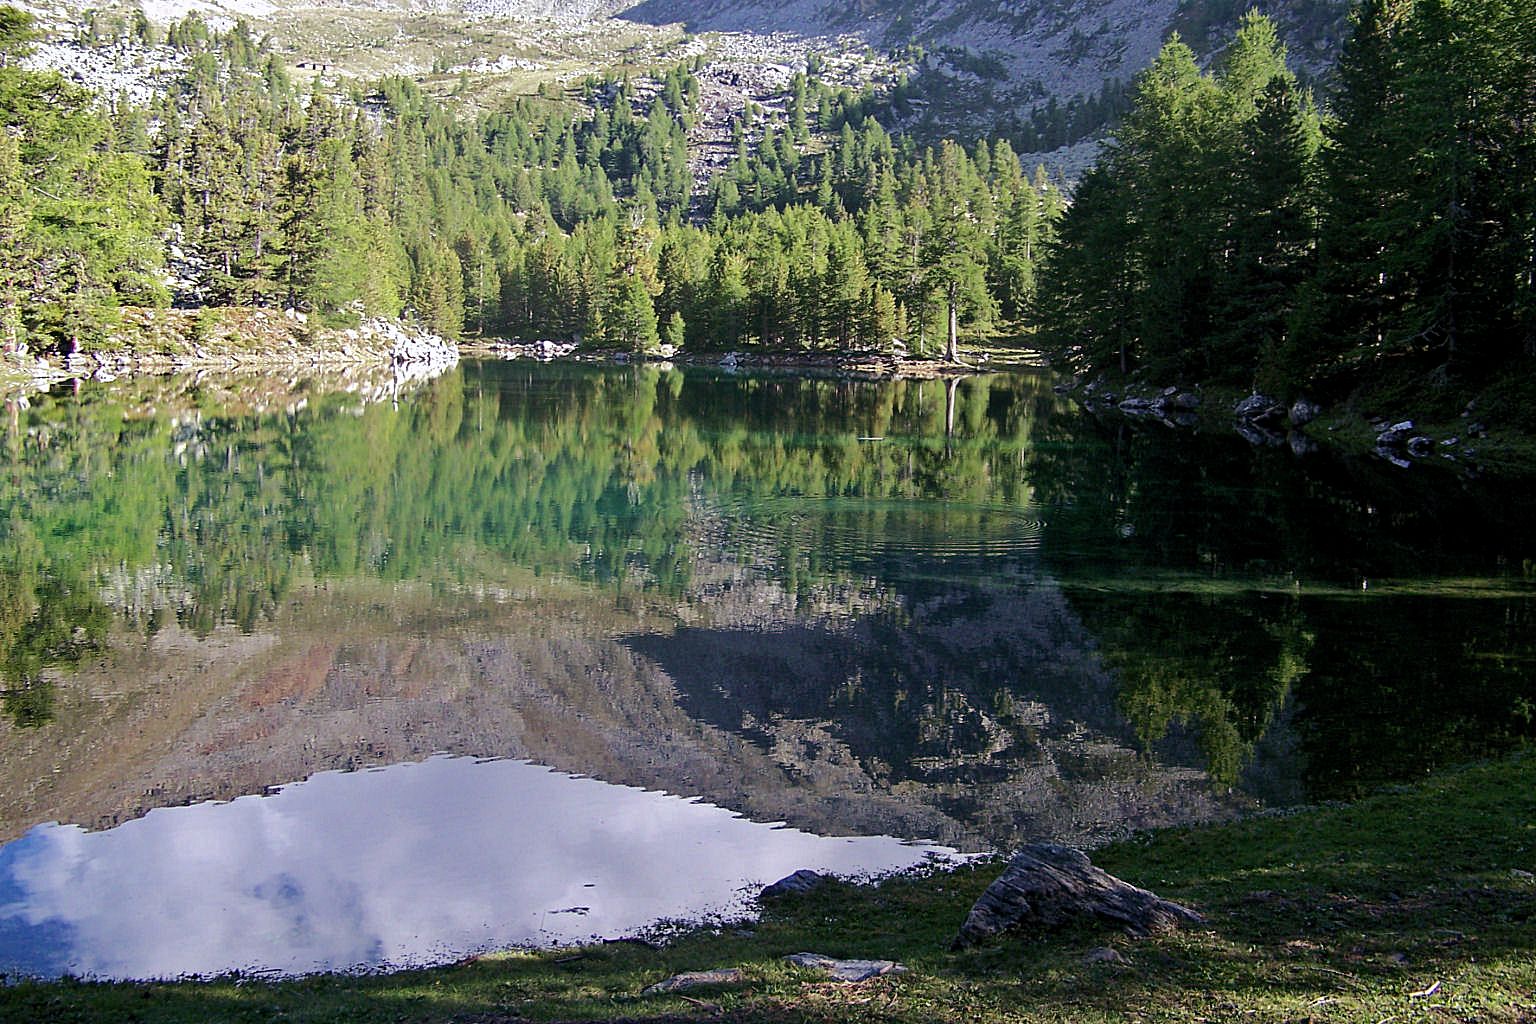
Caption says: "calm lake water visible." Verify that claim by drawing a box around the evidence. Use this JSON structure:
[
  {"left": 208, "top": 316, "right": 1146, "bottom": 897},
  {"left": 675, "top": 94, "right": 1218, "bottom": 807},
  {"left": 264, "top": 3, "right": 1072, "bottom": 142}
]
[{"left": 1, "top": 360, "right": 1533, "bottom": 979}]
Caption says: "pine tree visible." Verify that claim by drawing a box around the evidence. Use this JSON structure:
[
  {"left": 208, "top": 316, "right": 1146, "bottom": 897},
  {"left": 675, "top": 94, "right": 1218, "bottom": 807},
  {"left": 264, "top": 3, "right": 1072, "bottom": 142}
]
[
  {"left": 0, "top": 131, "right": 33, "bottom": 354},
  {"left": 661, "top": 310, "right": 685, "bottom": 350},
  {"left": 1290, "top": 0, "right": 1415, "bottom": 378},
  {"left": 866, "top": 284, "right": 899, "bottom": 352},
  {"left": 608, "top": 272, "right": 660, "bottom": 352},
  {"left": 1209, "top": 17, "right": 1320, "bottom": 388},
  {"left": 1117, "top": 35, "right": 1224, "bottom": 379},
  {"left": 825, "top": 223, "right": 870, "bottom": 349},
  {"left": 1035, "top": 163, "right": 1139, "bottom": 375},
  {"left": 923, "top": 141, "right": 994, "bottom": 362},
  {"left": 706, "top": 245, "right": 748, "bottom": 348},
  {"left": 608, "top": 208, "right": 661, "bottom": 352},
  {"left": 0, "top": 6, "right": 165, "bottom": 351}
]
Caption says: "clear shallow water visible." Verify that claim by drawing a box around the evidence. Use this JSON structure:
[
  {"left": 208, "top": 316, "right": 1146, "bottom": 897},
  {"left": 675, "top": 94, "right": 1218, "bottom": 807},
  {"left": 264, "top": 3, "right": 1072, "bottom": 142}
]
[
  {"left": 0, "top": 755, "right": 953, "bottom": 980},
  {"left": 0, "top": 360, "right": 1532, "bottom": 979}
]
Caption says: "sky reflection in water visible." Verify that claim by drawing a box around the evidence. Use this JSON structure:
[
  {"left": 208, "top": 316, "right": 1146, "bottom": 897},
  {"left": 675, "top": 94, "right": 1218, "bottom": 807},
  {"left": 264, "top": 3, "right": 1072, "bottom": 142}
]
[
  {"left": 0, "top": 755, "right": 955, "bottom": 980},
  {"left": 4, "top": 364, "right": 1533, "bottom": 980}
]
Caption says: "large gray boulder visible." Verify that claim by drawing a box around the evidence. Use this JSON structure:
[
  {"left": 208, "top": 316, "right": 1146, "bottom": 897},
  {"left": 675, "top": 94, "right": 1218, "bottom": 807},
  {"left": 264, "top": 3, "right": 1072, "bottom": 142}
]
[
  {"left": 1234, "top": 393, "right": 1285, "bottom": 427},
  {"left": 952, "top": 844, "right": 1203, "bottom": 949},
  {"left": 760, "top": 869, "right": 831, "bottom": 900}
]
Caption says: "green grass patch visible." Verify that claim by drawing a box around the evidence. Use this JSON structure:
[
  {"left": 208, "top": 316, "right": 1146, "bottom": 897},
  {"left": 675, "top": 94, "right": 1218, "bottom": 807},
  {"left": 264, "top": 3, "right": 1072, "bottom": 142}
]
[{"left": 3, "top": 751, "right": 1534, "bottom": 1023}]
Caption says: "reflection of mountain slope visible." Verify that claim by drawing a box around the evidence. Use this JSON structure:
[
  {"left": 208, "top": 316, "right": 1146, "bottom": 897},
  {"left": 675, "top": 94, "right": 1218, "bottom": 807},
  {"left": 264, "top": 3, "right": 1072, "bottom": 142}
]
[
  {"left": 0, "top": 581, "right": 979, "bottom": 847},
  {"left": 0, "top": 570, "right": 1244, "bottom": 851},
  {"left": 627, "top": 556, "right": 1237, "bottom": 848}
]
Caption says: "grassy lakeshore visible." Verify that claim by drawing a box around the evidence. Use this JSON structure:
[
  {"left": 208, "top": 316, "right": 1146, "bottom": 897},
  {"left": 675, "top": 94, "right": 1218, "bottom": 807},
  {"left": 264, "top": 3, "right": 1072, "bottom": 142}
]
[{"left": 2, "top": 751, "right": 1532, "bottom": 1023}]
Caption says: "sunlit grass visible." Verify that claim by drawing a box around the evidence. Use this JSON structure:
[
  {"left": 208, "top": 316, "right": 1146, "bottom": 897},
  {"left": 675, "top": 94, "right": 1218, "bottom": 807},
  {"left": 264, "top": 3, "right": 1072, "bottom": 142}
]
[{"left": 4, "top": 750, "right": 1532, "bottom": 1022}]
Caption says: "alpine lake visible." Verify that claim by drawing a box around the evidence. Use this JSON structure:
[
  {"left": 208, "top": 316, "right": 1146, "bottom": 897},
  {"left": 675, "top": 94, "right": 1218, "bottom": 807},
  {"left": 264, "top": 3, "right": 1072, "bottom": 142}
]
[{"left": 1, "top": 359, "right": 1532, "bottom": 981}]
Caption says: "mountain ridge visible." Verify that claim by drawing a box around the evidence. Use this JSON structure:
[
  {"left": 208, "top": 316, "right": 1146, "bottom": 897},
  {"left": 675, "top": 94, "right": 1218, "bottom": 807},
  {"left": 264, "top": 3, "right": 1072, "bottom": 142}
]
[{"left": 26, "top": 0, "right": 1350, "bottom": 165}]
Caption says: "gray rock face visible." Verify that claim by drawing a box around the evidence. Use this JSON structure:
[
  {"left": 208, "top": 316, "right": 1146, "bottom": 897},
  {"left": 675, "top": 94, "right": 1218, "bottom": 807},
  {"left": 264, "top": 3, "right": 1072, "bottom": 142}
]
[
  {"left": 760, "top": 869, "right": 832, "bottom": 900},
  {"left": 1082, "top": 946, "right": 1126, "bottom": 964},
  {"left": 952, "top": 843, "right": 1203, "bottom": 948},
  {"left": 643, "top": 968, "right": 747, "bottom": 994},
  {"left": 1165, "top": 391, "right": 1201, "bottom": 411},
  {"left": 1377, "top": 420, "right": 1416, "bottom": 446},
  {"left": 1288, "top": 399, "right": 1321, "bottom": 426},
  {"left": 784, "top": 952, "right": 907, "bottom": 982},
  {"left": 1234, "top": 393, "right": 1285, "bottom": 427}
]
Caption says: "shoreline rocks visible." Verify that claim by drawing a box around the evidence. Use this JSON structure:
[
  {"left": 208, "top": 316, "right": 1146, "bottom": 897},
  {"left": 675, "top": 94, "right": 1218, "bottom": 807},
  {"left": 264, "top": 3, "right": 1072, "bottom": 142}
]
[
  {"left": 473, "top": 338, "right": 581, "bottom": 362},
  {"left": 759, "top": 869, "right": 832, "bottom": 900},
  {"left": 59, "top": 308, "right": 459, "bottom": 383},
  {"left": 1077, "top": 379, "right": 1202, "bottom": 428},
  {"left": 463, "top": 340, "right": 983, "bottom": 380}
]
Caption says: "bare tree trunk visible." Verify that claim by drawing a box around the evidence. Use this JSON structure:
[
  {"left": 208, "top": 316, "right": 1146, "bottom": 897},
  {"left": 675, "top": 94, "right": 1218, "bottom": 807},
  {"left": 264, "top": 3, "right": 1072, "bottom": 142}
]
[
  {"left": 946, "top": 279, "right": 960, "bottom": 363},
  {"left": 2, "top": 290, "right": 18, "bottom": 357}
]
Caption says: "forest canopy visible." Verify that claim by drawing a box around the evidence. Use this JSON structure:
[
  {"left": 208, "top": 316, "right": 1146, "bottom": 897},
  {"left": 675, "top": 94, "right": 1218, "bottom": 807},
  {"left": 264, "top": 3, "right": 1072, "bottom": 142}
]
[
  {"left": 1036, "top": 0, "right": 1536, "bottom": 407},
  {"left": 0, "top": 7, "right": 1060, "bottom": 358},
  {"left": 1, "top": 0, "right": 1532, "bottom": 407}
]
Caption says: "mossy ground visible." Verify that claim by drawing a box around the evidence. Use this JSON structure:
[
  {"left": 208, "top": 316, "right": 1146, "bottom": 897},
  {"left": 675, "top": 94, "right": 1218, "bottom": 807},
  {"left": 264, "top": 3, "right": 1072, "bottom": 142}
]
[{"left": 4, "top": 751, "right": 1532, "bottom": 1023}]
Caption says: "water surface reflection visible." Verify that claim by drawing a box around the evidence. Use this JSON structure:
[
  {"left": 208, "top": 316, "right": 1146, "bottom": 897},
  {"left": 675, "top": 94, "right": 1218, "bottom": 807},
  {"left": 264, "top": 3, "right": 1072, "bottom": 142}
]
[
  {"left": 0, "top": 756, "right": 953, "bottom": 980},
  {"left": 1, "top": 362, "right": 1533, "bottom": 981}
]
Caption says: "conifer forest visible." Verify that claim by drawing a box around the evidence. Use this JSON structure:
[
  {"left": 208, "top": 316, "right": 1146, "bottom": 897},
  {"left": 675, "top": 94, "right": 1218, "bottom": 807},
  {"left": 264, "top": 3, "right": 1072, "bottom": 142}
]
[{"left": 2, "top": 0, "right": 1531, "bottom": 411}]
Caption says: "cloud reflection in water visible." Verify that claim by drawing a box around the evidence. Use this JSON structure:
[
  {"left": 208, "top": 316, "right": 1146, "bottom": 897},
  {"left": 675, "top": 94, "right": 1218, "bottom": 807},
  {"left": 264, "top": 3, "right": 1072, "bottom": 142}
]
[{"left": 0, "top": 755, "right": 955, "bottom": 980}]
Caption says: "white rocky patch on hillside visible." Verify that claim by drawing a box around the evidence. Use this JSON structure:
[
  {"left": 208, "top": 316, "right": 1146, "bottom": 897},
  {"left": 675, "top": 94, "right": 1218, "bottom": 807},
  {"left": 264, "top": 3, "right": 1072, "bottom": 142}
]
[
  {"left": 616, "top": 0, "right": 1182, "bottom": 106},
  {"left": 452, "top": 52, "right": 538, "bottom": 72},
  {"left": 454, "top": 0, "right": 631, "bottom": 21},
  {"left": 22, "top": 39, "right": 186, "bottom": 106},
  {"left": 678, "top": 36, "right": 895, "bottom": 185},
  {"left": 138, "top": 0, "right": 275, "bottom": 22}
]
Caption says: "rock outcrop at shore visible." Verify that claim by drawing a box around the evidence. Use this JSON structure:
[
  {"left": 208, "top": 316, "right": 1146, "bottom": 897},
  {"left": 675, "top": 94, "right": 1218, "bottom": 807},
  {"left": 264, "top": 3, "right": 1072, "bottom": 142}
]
[
  {"left": 58, "top": 308, "right": 459, "bottom": 381},
  {"left": 952, "top": 844, "right": 1204, "bottom": 948}
]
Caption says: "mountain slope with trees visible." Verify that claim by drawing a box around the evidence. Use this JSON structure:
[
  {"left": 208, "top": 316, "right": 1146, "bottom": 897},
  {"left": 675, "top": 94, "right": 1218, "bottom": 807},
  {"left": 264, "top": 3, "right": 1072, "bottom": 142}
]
[
  {"left": 5, "top": 0, "right": 1533, "bottom": 432},
  {"left": 1, "top": 6, "right": 1064, "bottom": 361}
]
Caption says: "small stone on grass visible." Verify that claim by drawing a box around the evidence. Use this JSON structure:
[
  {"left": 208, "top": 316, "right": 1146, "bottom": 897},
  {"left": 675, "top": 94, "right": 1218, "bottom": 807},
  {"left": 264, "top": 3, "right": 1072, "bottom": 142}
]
[
  {"left": 642, "top": 968, "right": 746, "bottom": 995},
  {"left": 784, "top": 952, "right": 907, "bottom": 982}
]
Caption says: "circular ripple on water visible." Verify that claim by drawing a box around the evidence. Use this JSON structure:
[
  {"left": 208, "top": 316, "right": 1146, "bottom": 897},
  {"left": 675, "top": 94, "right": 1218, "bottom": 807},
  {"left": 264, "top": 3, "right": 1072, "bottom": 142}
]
[{"left": 702, "top": 495, "right": 1045, "bottom": 562}]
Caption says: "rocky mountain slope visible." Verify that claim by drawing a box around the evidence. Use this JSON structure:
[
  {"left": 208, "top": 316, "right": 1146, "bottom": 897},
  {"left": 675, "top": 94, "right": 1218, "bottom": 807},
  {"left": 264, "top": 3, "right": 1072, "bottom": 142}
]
[
  {"left": 626, "top": 0, "right": 1181, "bottom": 103},
  {"left": 627, "top": 0, "right": 1348, "bottom": 148},
  {"left": 26, "top": 0, "right": 1350, "bottom": 173}
]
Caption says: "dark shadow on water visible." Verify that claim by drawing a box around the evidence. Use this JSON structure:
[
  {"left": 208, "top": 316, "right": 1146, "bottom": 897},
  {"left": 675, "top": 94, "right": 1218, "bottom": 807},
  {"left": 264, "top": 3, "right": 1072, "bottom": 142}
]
[{"left": 619, "top": 579, "right": 1134, "bottom": 792}]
